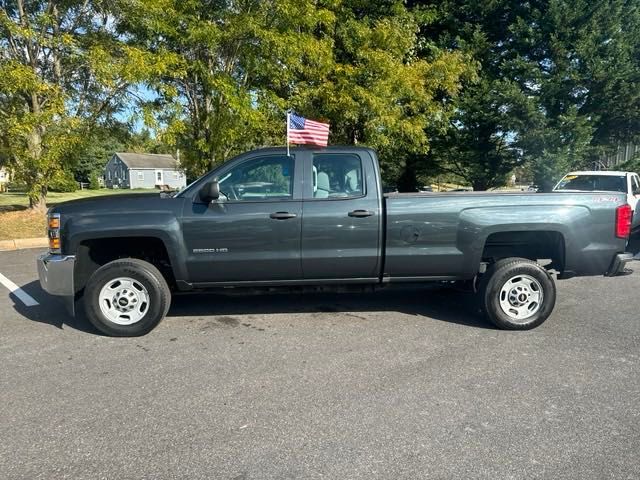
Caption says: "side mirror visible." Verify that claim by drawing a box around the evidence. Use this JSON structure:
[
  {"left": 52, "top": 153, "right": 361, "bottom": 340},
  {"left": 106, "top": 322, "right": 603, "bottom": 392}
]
[{"left": 199, "top": 180, "right": 220, "bottom": 203}]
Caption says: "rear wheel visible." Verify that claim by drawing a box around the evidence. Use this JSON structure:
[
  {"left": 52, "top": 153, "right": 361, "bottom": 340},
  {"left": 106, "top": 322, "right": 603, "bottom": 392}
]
[
  {"left": 479, "top": 257, "right": 556, "bottom": 330},
  {"left": 84, "top": 258, "right": 171, "bottom": 336}
]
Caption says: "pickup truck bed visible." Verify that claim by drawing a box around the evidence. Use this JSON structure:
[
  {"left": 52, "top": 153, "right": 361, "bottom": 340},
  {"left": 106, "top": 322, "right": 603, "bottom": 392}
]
[
  {"left": 37, "top": 146, "right": 634, "bottom": 336},
  {"left": 384, "top": 191, "right": 624, "bottom": 280}
]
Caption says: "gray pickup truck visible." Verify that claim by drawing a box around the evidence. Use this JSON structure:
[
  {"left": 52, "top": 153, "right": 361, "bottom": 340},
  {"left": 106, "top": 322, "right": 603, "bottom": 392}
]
[{"left": 37, "top": 146, "right": 634, "bottom": 336}]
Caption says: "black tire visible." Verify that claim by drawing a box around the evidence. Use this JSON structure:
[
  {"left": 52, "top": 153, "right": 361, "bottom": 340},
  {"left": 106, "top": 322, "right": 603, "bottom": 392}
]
[
  {"left": 84, "top": 258, "right": 171, "bottom": 337},
  {"left": 478, "top": 257, "right": 556, "bottom": 330}
]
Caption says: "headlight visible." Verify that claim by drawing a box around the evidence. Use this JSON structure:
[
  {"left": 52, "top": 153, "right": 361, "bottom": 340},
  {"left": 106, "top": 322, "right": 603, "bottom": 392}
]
[{"left": 48, "top": 212, "right": 61, "bottom": 253}]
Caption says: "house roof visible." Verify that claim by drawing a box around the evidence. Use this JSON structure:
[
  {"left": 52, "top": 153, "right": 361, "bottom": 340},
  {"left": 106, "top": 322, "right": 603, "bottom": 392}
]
[{"left": 114, "top": 152, "right": 178, "bottom": 170}]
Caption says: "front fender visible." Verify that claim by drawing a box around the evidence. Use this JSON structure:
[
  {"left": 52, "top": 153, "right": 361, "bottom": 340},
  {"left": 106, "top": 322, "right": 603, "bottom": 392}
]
[{"left": 64, "top": 211, "right": 188, "bottom": 284}]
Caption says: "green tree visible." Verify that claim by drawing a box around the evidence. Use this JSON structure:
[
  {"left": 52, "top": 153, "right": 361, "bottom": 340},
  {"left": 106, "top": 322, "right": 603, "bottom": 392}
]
[
  {"left": 0, "top": 0, "right": 182, "bottom": 210},
  {"left": 120, "top": 0, "right": 336, "bottom": 178},
  {"left": 88, "top": 172, "right": 100, "bottom": 190},
  {"left": 73, "top": 126, "right": 127, "bottom": 183},
  {"left": 417, "top": 0, "right": 640, "bottom": 189},
  {"left": 296, "top": 1, "right": 474, "bottom": 187},
  {"left": 123, "top": 0, "right": 472, "bottom": 183}
]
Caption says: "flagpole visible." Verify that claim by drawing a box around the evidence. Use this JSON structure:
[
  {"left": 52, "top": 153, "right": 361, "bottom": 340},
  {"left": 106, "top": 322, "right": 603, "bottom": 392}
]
[{"left": 286, "top": 110, "right": 290, "bottom": 157}]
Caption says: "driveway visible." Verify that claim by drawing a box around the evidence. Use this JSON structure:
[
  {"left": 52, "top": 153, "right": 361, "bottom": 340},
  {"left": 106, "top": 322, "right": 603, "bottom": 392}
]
[{"left": 1, "top": 248, "right": 639, "bottom": 479}]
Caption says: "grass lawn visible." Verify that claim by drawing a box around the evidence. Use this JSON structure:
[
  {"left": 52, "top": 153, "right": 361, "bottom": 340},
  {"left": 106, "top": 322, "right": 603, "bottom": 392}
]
[{"left": 0, "top": 189, "right": 152, "bottom": 241}]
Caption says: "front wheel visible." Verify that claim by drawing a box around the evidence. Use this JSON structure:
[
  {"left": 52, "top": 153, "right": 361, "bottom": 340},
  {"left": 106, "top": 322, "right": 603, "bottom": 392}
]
[
  {"left": 84, "top": 258, "right": 171, "bottom": 336},
  {"left": 479, "top": 258, "right": 556, "bottom": 330}
]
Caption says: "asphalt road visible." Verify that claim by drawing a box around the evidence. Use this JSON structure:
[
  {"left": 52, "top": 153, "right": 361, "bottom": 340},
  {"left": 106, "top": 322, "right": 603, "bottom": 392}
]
[{"left": 0, "top": 248, "right": 639, "bottom": 479}]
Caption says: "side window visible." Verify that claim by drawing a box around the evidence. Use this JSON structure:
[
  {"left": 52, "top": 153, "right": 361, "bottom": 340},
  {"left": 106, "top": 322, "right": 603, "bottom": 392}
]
[
  {"left": 218, "top": 155, "right": 294, "bottom": 201},
  {"left": 633, "top": 175, "right": 640, "bottom": 195},
  {"left": 311, "top": 154, "right": 364, "bottom": 199}
]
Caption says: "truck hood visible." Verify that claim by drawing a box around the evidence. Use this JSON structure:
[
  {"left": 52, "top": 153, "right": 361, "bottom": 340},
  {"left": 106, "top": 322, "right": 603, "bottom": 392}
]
[{"left": 49, "top": 192, "right": 183, "bottom": 217}]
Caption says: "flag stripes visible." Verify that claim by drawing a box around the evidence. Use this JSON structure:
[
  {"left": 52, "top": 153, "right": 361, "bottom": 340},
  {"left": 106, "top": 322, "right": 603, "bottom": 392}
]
[{"left": 288, "top": 112, "right": 330, "bottom": 147}]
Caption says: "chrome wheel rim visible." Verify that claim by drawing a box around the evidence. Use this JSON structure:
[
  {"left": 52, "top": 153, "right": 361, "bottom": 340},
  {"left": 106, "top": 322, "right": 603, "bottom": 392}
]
[
  {"left": 498, "top": 274, "right": 543, "bottom": 323},
  {"left": 98, "top": 277, "right": 150, "bottom": 325}
]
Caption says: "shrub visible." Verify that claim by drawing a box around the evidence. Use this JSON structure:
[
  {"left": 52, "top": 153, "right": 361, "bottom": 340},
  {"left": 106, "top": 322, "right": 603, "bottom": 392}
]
[
  {"left": 89, "top": 173, "right": 100, "bottom": 190},
  {"left": 6, "top": 181, "right": 27, "bottom": 192},
  {"left": 49, "top": 173, "right": 77, "bottom": 192}
]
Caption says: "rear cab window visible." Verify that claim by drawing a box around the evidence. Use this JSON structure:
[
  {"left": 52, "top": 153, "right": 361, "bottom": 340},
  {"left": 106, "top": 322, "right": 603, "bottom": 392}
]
[{"left": 555, "top": 174, "right": 627, "bottom": 193}]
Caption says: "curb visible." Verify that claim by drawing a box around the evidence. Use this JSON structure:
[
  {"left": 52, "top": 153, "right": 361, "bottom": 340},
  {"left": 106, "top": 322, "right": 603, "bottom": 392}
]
[{"left": 0, "top": 237, "right": 48, "bottom": 252}]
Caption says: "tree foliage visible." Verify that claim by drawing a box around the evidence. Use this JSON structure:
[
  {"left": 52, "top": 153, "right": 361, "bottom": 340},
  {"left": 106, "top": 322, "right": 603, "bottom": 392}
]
[
  {"left": 121, "top": 0, "right": 473, "bottom": 181},
  {"left": 417, "top": 0, "right": 640, "bottom": 189},
  {"left": 118, "top": 0, "right": 336, "bottom": 178},
  {"left": 296, "top": 1, "right": 474, "bottom": 184},
  {"left": 0, "top": 0, "right": 181, "bottom": 209},
  {"left": 2, "top": 0, "right": 640, "bottom": 200}
]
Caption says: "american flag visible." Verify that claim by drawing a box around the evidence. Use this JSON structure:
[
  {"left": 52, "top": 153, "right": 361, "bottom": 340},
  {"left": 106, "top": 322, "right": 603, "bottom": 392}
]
[{"left": 287, "top": 112, "right": 330, "bottom": 147}]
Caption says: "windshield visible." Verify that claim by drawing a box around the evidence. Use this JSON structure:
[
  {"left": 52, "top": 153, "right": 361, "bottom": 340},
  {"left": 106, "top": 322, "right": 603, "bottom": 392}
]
[{"left": 554, "top": 174, "right": 627, "bottom": 193}]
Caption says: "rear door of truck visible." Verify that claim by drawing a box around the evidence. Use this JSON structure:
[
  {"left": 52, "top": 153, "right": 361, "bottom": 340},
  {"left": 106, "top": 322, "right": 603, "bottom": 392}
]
[{"left": 300, "top": 148, "right": 383, "bottom": 280}]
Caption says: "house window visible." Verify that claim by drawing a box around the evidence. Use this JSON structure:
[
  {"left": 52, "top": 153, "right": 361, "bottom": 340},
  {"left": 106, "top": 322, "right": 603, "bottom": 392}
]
[
  {"left": 108, "top": 171, "right": 111, "bottom": 180},
  {"left": 138, "top": 171, "right": 144, "bottom": 180},
  {"left": 174, "top": 171, "right": 179, "bottom": 179},
  {"left": 157, "top": 171, "right": 162, "bottom": 182}
]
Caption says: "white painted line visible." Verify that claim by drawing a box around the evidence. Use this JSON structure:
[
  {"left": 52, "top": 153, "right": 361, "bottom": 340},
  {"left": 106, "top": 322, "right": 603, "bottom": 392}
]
[{"left": 0, "top": 272, "right": 39, "bottom": 307}]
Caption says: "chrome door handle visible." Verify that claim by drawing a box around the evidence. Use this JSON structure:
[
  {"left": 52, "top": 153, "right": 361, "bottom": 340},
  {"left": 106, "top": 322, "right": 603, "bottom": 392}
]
[
  {"left": 348, "top": 210, "right": 374, "bottom": 218},
  {"left": 269, "top": 212, "right": 297, "bottom": 220}
]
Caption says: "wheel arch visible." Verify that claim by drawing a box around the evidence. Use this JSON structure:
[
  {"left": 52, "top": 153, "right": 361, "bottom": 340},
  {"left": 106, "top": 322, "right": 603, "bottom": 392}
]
[
  {"left": 74, "top": 236, "right": 179, "bottom": 295},
  {"left": 480, "top": 230, "right": 566, "bottom": 273}
]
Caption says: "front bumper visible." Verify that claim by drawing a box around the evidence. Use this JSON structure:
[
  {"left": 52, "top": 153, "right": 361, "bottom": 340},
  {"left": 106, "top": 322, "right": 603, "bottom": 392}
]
[
  {"left": 605, "top": 253, "right": 634, "bottom": 276},
  {"left": 37, "top": 253, "right": 75, "bottom": 296}
]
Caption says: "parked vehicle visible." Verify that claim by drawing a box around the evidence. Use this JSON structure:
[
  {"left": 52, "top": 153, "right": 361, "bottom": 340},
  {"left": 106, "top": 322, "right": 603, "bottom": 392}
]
[
  {"left": 554, "top": 170, "right": 640, "bottom": 230},
  {"left": 38, "top": 147, "right": 634, "bottom": 336}
]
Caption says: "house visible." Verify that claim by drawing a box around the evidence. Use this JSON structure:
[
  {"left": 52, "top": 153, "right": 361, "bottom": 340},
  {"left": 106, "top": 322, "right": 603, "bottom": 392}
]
[
  {"left": 0, "top": 166, "right": 11, "bottom": 192},
  {"left": 104, "top": 153, "right": 187, "bottom": 190}
]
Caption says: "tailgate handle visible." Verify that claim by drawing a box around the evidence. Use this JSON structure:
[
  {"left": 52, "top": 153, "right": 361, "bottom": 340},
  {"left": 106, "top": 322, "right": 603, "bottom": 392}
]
[
  {"left": 269, "top": 212, "right": 297, "bottom": 220},
  {"left": 348, "top": 209, "right": 374, "bottom": 218}
]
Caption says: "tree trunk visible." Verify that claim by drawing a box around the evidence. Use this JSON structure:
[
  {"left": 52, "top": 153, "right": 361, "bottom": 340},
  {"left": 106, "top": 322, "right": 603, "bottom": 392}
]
[
  {"left": 397, "top": 161, "right": 419, "bottom": 192},
  {"left": 26, "top": 127, "right": 47, "bottom": 212},
  {"left": 29, "top": 186, "right": 48, "bottom": 212},
  {"left": 472, "top": 180, "right": 489, "bottom": 191}
]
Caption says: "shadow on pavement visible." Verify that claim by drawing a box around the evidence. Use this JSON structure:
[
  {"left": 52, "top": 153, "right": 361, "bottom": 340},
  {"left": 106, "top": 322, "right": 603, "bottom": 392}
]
[
  {"left": 14, "top": 280, "right": 495, "bottom": 334},
  {"left": 168, "top": 286, "right": 494, "bottom": 330},
  {"left": 11, "top": 280, "right": 100, "bottom": 334},
  {"left": 628, "top": 232, "right": 640, "bottom": 258}
]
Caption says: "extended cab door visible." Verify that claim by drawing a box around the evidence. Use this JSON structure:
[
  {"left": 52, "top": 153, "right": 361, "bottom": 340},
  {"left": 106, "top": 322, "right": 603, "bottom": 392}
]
[
  {"left": 182, "top": 152, "right": 303, "bottom": 284},
  {"left": 300, "top": 149, "right": 383, "bottom": 280}
]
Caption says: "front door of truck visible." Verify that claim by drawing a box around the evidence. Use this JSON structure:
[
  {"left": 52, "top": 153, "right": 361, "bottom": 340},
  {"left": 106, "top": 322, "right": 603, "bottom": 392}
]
[
  {"left": 301, "top": 150, "right": 382, "bottom": 280},
  {"left": 182, "top": 153, "right": 303, "bottom": 283}
]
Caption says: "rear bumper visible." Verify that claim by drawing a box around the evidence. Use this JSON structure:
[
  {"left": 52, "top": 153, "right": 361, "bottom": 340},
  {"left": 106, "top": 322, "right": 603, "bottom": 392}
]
[
  {"left": 605, "top": 253, "right": 634, "bottom": 276},
  {"left": 37, "top": 253, "right": 75, "bottom": 296}
]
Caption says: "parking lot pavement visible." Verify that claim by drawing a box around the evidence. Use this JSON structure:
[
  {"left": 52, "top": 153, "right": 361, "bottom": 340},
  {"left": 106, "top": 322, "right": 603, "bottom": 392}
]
[{"left": 0, "top": 249, "right": 639, "bottom": 479}]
